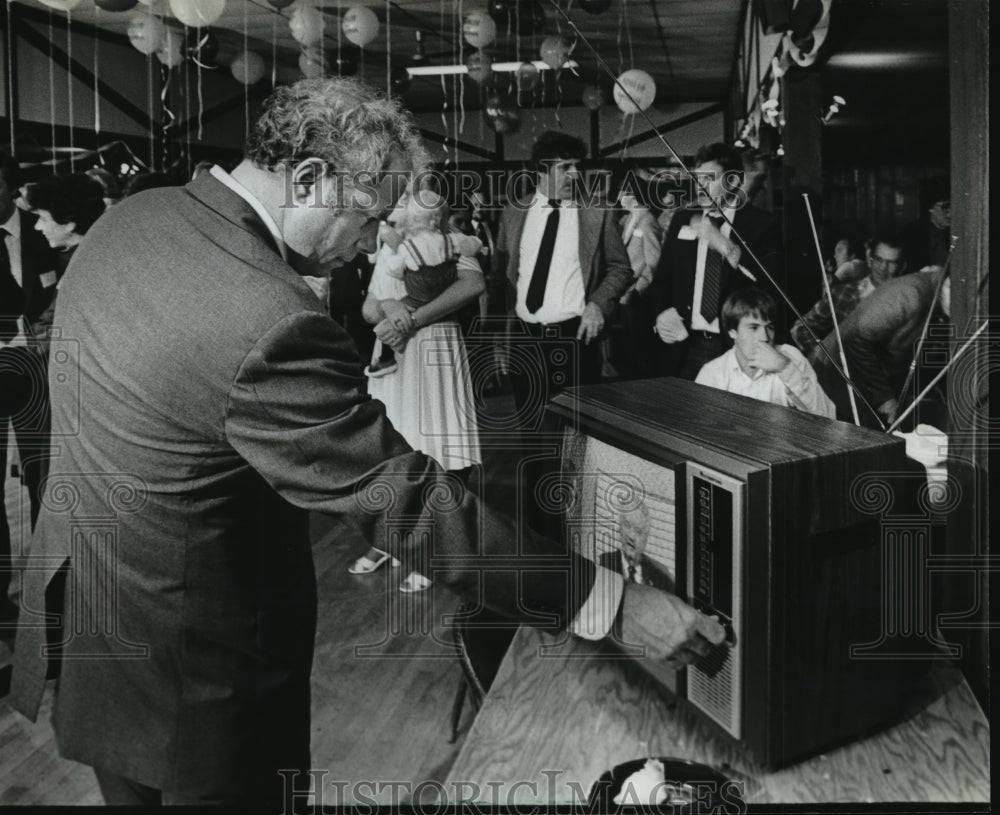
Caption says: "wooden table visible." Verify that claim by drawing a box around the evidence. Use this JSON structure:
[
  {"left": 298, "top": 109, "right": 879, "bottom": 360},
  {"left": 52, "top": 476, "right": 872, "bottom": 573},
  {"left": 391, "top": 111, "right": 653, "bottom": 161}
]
[{"left": 444, "top": 626, "right": 990, "bottom": 805}]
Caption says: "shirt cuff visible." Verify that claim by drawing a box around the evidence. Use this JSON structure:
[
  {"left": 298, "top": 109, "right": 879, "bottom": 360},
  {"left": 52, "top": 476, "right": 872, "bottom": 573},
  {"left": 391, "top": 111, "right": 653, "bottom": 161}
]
[
  {"left": 777, "top": 355, "right": 808, "bottom": 396},
  {"left": 568, "top": 564, "right": 625, "bottom": 640}
]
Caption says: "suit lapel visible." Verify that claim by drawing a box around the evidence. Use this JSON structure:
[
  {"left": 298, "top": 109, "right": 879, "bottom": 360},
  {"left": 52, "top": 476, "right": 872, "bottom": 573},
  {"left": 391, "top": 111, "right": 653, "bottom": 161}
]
[
  {"left": 577, "top": 207, "right": 599, "bottom": 290},
  {"left": 505, "top": 206, "right": 529, "bottom": 288}
]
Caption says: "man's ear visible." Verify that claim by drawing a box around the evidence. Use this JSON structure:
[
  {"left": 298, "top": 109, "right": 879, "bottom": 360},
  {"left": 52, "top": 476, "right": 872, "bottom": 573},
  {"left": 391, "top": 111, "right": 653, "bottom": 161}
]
[
  {"left": 289, "top": 158, "right": 330, "bottom": 208},
  {"left": 728, "top": 328, "right": 738, "bottom": 341}
]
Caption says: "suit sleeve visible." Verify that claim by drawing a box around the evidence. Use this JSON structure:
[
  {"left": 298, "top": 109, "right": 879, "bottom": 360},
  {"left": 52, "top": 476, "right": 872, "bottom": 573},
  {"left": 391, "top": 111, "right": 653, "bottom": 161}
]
[
  {"left": 588, "top": 210, "right": 636, "bottom": 317},
  {"left": 223, "top": 310, "right": 607, "bottom": 632}
]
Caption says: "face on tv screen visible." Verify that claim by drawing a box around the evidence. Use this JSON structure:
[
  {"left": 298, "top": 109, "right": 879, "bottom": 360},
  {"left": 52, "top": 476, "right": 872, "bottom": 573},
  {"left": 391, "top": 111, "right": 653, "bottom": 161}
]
[{"left": 562, "top": 431, "right": 677, "bottom": 590}]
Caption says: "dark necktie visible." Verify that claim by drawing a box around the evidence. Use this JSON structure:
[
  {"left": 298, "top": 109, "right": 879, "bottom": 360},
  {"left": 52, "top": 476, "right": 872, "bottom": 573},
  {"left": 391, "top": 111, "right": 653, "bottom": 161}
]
[
  {"left": 526, "top": 199, "right": 560, "bottom": 314},
  {"left": 0, "top": 226, "right": 24, "bottom": 341},
  {"left": 626, "top": 563, "right": 636, "bottom": 583},
  {"left": 699, "top": 214, "right": 724, "bottom": 324}
]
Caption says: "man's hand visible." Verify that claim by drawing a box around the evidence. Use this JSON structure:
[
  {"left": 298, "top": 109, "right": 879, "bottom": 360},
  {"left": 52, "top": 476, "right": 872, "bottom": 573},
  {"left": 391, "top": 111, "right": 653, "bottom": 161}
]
[
  {"left": 577, "top": 302, "right": 605, "bottom": 345},
  {"left": 654, "top": 307, "right": 688, "bottom": 344},
  {"left": 695, "top": 214, "right": 742, "bottom": 268},
  {"left": 619, "top": 583, "right": 727, "bottom": 669},
  {"left": 878, "top": 397, "right": 899, "bottom": 423},
  {"left": 749, "top": 341, "right": 790, "bottom": 374}
]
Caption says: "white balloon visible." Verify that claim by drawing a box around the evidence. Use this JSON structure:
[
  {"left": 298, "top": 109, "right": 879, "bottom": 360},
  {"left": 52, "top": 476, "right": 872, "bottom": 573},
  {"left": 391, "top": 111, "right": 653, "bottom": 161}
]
[
  {"left": 231, "top": 50, "right": 266, "bottom": 85},
  {"left": 169, "top": 0, "right": 226, "bottom": 27},
  {"left": 613, "top": 69, "right": 656, "bottom": 114},
  {"left": 38, "top": 0, "right": 82, "bottom": 10},
  {"left": 462, "top": 11, "right": 496, "bottom": 49},
  {"left": 156, "top": 27, "right": 184, "bottom": 67},
  {"left": 299, "top": 47, "right": 328, "bottom": 78},
  {"left": 128, "top": 13, "right": 166, "bottom": 55},
  {"left": 342, "top": 5, "right": 379, "bottom": 48},
  {"left": 289, "top": 6, "right": 325, "bottom": 47}
]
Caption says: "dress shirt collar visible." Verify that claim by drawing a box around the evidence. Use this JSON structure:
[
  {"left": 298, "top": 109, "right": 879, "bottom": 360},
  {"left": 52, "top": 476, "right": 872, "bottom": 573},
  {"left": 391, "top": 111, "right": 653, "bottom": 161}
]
[
  {"left": 531, "top": 190, "right": 576, "bottom": 208},
  {"left": 209, "top": 165, "right": 287, "bottom": 263},
  {"left": 1, "top": 207, "right": 20, "bottom": 240},
  {"left": 729, "top": 347, "right": 765, "bottom": 382}
]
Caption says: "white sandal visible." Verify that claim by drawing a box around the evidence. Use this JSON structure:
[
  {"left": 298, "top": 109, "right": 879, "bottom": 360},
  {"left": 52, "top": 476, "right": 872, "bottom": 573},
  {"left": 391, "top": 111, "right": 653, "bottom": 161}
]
[
  {"left": 399, "top": 571, "right": 432, "bottom": 593},
  {"left": 348, "top": 550, "right": 401, "bottom": 575}
]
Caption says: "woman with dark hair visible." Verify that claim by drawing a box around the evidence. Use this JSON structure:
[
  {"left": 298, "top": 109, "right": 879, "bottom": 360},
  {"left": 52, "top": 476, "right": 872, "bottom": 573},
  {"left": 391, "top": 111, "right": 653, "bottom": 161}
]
[{"left": 22, "top": 174, "right": 106, "bottom": 341}]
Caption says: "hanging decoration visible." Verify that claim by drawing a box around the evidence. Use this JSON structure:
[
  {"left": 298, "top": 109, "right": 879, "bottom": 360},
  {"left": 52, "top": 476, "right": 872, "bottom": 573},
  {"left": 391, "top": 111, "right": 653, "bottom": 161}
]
[
  {"left": 156, "top": 27, "right": 184, "bottom": 67},
  {"left": 465, "top": 50, "right": 493, "bottom": 83},
  {"left": 539, "top": 36, "right": 573, "bottom": 70},
  {"left": 462, "top": 10, "right": 497, "bottom": 49},
  {"left": 299, "top": 47, "right": 328, "bottom": 77},
  {"left": 95, "top": 0, "right": 139, "bottom": 10},
  {"left": 484, "top": 94, "right": 520, "bottom": 134},
  {"left": 613, "top": 68, "right": 655, "bottom": 113},
  {"left": 516, "top": 61, "right": 539, "bottom": 92},
  {"left": 342, "top": 6, "right": 379, "bottom": 48},
  {"left": 186, "top": 28, "right": 220, "bottom": 67},
  {"left": 169, "top": 0, "right": 226, "bottom": 28},
  {"left": 38, "top": 0, "right": 82, "bottom": 10},
  {"left": 290, "top": 6, "right": 325, "bottom": 47},
  {"left": 128, "top": 13, "right": 166, "bottom": 55},
  {"left": 581, "top": 84, "right": 604, "bottom": 110},
  {"left": 231, "top": 50, "right": 266, "bottom": 84}
]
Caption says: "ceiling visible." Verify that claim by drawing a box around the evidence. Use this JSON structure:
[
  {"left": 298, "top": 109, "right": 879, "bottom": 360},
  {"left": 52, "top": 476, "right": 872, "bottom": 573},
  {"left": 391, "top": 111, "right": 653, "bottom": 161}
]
[
  {"left": 10, "top": 0, "right": 952, "bottom": 164},
  {"left": 12, "top": 0, "right": 746, "bottom": 113}
]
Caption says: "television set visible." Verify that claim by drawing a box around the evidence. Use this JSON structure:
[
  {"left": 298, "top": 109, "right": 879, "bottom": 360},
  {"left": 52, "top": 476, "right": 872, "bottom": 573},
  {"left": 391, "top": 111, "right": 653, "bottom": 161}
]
[{"left": 549, "top": 377, "right": 939, "bottom": 769}]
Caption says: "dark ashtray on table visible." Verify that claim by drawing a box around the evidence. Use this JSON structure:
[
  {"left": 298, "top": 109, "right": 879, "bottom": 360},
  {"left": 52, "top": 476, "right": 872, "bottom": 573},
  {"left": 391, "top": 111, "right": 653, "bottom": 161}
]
[{"left": 588, "top": 757, "right": 744, "bottom": 813}]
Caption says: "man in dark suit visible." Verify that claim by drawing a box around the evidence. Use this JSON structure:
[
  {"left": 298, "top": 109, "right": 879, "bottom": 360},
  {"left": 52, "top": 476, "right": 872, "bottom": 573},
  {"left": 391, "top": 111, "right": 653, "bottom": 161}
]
[
  {"left": 10, "top": 79, "right": 722, "bottom": 805},
  {"left": 0, "top": 152, "right": 59, "bottom": 633},
  {"left": 494, "top": 132, "right": 634, "bottom": 535},
  {"left": 597, "top": 505, "right": 675, "bottom": 593},
  {"left": 646, "top": 142, "right": 783, "bottom": 380}
]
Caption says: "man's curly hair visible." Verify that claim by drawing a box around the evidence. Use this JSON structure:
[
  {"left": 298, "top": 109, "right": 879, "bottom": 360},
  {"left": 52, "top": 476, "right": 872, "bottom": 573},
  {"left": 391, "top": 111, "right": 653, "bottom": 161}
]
[{"left": 246, "top": 77, "right": 428, "bottom": 178}]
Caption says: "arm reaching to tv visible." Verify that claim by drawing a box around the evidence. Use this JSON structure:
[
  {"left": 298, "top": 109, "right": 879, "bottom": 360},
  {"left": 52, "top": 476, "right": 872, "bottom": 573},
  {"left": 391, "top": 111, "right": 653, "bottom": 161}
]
[{"left": 619, "top": 583, "right": 727, "bottom": 667}]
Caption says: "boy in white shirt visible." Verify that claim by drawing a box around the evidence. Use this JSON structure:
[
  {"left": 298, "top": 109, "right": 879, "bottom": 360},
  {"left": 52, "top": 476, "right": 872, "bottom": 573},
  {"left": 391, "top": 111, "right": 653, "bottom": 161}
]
[{"left": 696, "top": 287, "right": 836, "bottom": 418}]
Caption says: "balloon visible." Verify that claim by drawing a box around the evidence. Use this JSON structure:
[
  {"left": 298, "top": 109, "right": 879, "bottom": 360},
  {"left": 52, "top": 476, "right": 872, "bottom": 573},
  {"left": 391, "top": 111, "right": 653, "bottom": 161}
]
[
  {"left": 128, "top": 13, "right": 165, "bottom": 55},
  {"left": 613, "top": 68, "right": 656, "bottom": 114},
  {"left": 169, "top": 0, "right": 226, "bottom": 28},
  {"left": 579, "top": 0, "right": 612, "bottom": 12},
  {"left": 299, "top": 47, "right": 328, "bottom": 78},
  {"left": 465, "top": 50, "right": 493, "bottom": 84},
  {"left": 581, "top": 85, "right": 605, "bottom": 110},
  {"left": 539, "top": 36, "right": 573, "bottom": 70},
  {"left": 462, "top": 10, "right": 497, "bottom": 49},
  {"left": 95, "top": 0, "right": 139, "bottom": 10},
  {"left": 231, "top": 50, "right": 266, "bottom": 85},
  {"left": 289, "top": 6, "right": 325, "bottom": 47},
  {"left": 267, "top": 0, "right": 296, "bottom": 7},
  {"left": 156, "top": 27, "right": 184, "bottom": 67},
  {"left": 390, "top": 66, "right": 411, "bottom": 94},
  {"left": 37, "top": 0, "right": 82, "bottom": 10},
  {"left": 516, "top": 61, "right": 539, "bottom": 92},
  {"left": 186, "top": 28, "right": 219, "bottom": 64},
  {"left": 342, "top": 6, "right": 379, "bottom": 48}
]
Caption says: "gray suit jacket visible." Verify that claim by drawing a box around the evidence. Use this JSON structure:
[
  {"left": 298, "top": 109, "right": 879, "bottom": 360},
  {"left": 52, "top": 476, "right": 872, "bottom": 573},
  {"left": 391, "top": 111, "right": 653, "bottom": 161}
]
[
  {"left": 495, "top": 200, "right": 634, "bottom": 318},
  {"left": 11, "top": 174, "right": 596, "bottom": 797}
]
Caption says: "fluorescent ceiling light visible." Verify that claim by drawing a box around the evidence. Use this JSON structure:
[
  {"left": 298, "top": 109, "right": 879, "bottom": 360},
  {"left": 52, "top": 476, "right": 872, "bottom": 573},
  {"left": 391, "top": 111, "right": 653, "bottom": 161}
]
[
  {"left": 407, "top": 59, "right": 578, "bottom": 77},
  {"left": 827, "top": 51, "right": 944, "bottom": 69}
]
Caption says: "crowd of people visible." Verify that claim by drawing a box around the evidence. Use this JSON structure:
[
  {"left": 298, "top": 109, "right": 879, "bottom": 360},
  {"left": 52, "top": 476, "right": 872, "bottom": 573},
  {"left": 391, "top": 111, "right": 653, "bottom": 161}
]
[{"left": 0, "top": 74, "right": 953, "bottom": 804}]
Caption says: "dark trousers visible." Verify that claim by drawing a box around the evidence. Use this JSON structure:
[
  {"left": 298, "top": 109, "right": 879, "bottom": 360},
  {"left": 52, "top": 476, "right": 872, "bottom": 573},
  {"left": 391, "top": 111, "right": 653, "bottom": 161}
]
[
  {"left": 0, "top": 346, "right": 50, "bottom": 618},
  {"left": 508, "top": 317, "right": 603, "bottom": 539}
]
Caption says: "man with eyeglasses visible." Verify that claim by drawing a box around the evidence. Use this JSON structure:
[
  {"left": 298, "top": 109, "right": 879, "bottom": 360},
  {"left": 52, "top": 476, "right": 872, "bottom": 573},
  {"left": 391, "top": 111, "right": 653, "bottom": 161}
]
[{"left": 791, "top": 233, "right": 906, "bottom": 356}]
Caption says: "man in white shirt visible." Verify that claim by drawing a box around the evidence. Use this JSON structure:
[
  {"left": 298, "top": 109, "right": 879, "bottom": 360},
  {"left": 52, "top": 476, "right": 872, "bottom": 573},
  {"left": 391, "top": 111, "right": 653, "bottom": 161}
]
[
  {"left": 495, "top": 132, "right": 633, "bottom": 535},
  {"left": 696, "top": 287, "right": 835, "bottom": 419}
]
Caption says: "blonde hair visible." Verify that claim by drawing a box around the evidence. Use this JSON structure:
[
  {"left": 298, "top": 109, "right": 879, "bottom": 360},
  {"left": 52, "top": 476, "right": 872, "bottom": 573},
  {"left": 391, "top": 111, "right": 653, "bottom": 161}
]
[{"left": 399, "top": 188, "right": 450, "bottom": 234}]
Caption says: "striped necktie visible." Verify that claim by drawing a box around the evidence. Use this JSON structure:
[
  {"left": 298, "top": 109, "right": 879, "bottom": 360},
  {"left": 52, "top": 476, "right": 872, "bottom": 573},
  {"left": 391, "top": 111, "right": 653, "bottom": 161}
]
[{"left": 699, "top": 214, "right": 724, "bottom": 324}]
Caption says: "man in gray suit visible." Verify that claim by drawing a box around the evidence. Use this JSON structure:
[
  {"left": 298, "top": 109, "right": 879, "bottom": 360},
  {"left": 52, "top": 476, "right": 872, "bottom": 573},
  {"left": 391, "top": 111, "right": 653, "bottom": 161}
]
[{"left": 11, "top": 79, "right": 722, "bottom": 805}]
